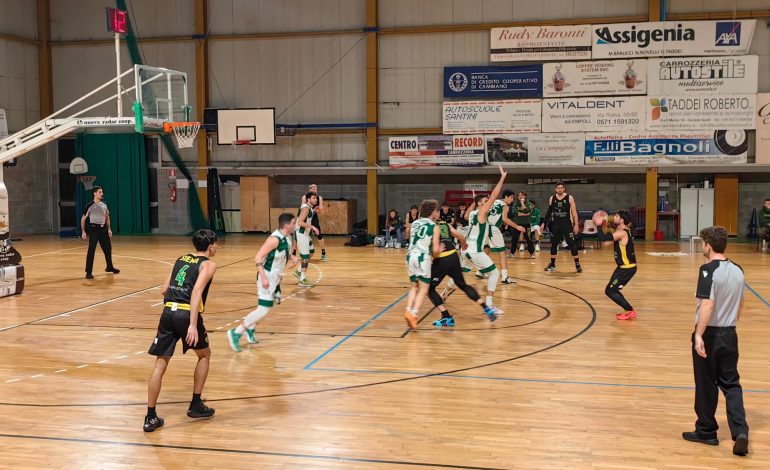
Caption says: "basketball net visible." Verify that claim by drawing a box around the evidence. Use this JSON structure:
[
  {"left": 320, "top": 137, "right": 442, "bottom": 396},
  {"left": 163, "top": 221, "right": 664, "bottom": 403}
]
[
  {"left": 163, "top": 122, "right": 200, "bottom": 149},
  {"left": 77, "top": 175, "right": 97, "bottom": 190}
]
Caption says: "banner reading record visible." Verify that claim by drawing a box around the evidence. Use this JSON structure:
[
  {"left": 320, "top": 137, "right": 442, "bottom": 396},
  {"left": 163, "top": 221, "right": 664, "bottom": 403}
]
[
  {"left": 388, "top": 136, "right": 486, "bottom": 168},
  {"left": 443, "top": 100, "right": 541, "bottom": 134},
  {"left": 491, "top": 25, "right": 591, "bottom": 62},
  {"left": 592, "top": 20, "right": 756, "bottom": 59}
]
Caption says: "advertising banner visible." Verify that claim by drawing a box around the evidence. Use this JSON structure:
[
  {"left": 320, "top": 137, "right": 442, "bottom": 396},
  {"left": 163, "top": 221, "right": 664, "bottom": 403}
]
[
  {"left": 444, "top": 65, "right": 543, "bottom": 99},
  {"left": 647, "top": 55, "right": 758, "bottom": 95},
  {"left": 585, "top": 130, "right": 748, "bottom": 165},
  {"left": 755, "top": 93, "right": 770, "bottom": 164},
  {"left": 491, "top": 25, "right": 592, "bottom": 62},
  {"left": 542, "top": 96, "right": 646, "bottom": 132},
  {"left": 0, "top": 109, "right": 7, "bottom": 138},
  {"left": 485, "top": 133, "right": 584, "bottom": 166},
  {"left": 591, "top": 20, "right": 756, "bottom": 59},
  {"left": 646, "top": 94, "right": 756, "bottom": 130},
  {"left": 543, "top": 59, "right": 646, "bottom": 97},
  {"left": 443, "top": 99, "right": 541, "bottom": 134},
  {"left": 388, "top": 136, "right": 486, "bottom": 168}
]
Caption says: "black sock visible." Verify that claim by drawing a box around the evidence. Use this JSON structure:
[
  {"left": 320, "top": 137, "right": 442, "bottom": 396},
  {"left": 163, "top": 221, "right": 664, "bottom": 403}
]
[
  {"left": 441, "top": 309, "right": 451, "bottom": 319},
  {"left": 191, "top": 393, "right": 202, "bottom": 405},
  {"left": 147, "top": 406, "right": 156, "bottom": 418},
  {"left": 550, "top": 259, "right": 556, "bottom": 266},
  {"left": 322, "top": 249, "right": 326, "bottom": 255},
  {"left": 574, "top": 259, "right": 581, "bottom": 266}
]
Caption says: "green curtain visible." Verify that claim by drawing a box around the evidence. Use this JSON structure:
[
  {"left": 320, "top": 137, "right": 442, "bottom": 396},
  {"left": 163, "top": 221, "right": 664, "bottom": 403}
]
[{"left": 76, "top": 133, "right": 150, "bottom": 234}]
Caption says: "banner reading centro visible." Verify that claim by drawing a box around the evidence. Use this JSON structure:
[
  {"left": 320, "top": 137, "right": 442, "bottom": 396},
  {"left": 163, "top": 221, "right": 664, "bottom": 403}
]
[
  {"left": 443, "top": 99, "right": 541, "bottom": 134},
  {"left": 585, "top": 130, "right": 748, "bottom": 165},
  {"left": 388, "top": 135, "right": 486, "bottom": 168}
]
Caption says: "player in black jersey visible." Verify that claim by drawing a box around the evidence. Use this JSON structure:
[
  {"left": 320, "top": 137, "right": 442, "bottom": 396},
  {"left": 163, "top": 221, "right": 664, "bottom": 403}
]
[
  {"left": 427, "top": 219, "right": 499, "bottom": 326},
  {"left": 602, "top": 210, "right": 637, "bottom": 320},
  {"left": 144, "top": 229, "right": 218, "bottom": 432},
  {"left": 540, "top": 182, "right": 581, "bottom": 273}
]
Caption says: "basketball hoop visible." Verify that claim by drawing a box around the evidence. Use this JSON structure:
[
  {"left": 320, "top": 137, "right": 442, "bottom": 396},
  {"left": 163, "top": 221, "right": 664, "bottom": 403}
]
[
  {"left": 163, "top": 122, "right": 200, "bottom": 149},
  {"left": 78, "top": 175, "right": 97, "bottom": 190},
  {"left": 232, "top": 139, "right": 252, "bottom": 146},
  {"left": 69, "top": 157, "right": 88, "bottom": 175}
]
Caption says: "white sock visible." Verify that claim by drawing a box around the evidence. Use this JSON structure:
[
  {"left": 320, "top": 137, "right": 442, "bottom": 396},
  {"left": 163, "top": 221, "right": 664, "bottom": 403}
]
[
  {"left": 487, "top": 268, "right": 500, "bottom": 292},
  {"left": 486, "top": 295, "right": 493, "bottom": 306},
  {"left": 502, "top": 269, "right": 508, "bottom": 279},
  {"left": 300, "top": 271, "right": 306, "bottom": 281},
  {"left": 236, "top": 306, "right": 270, "bottom": 333}
]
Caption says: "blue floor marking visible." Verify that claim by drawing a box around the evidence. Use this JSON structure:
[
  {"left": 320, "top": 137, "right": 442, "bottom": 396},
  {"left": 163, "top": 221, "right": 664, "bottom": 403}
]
[
  {"left": 309, "top": 367, "right": 770, "bottom": 394},
  {"left": 304, "top": 293, "right": 407, "bottom": 370},
  {"left": 745, "top": 282, "right": 770, "bottom": 308}
]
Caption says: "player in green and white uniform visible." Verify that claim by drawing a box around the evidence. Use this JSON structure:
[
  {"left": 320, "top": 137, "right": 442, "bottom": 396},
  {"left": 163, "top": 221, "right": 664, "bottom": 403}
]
[
  {"left": 228, "top": 213, "right": 298, "bottom": 352},
  {"left": 294, "top": 192, "right": 318, "bottom": 286},
  {"left": 482, "top": 188, "right": 524, "bottom": 284},
  {"left": 461, "top": 165, "right": 509, "bottom": 313},
  {"left": 404, "top": 199, "right": 443, "bottom": 330}
]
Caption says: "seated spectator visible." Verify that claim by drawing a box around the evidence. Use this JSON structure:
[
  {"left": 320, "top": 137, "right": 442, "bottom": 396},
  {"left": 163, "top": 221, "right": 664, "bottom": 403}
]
[
  {"left": 384, "top": 209, "right": 404, "bottom": 246},
  {"left": 760, "top": 198, "right": 770, "bottom": 245}
]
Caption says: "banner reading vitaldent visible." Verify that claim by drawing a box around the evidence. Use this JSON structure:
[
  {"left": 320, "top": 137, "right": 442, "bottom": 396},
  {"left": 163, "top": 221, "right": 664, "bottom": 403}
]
[
  {"left": 542, "top": 96, "right": 646, "bottom": 133},
  {"left": 491, "top": 25, "right": 592, "bottom": 62},
  {"left": 646, "top": 94, "right": 756, "bottom": 130},
  {"left": 485, "top": 133, "right": 584, "bottom": 166},
  {"left": 755, "top": 93, "right": 770, "bottom": 165},
  {"left": 443, "top": 100, "right": 541, "bottom": 134},
  {"left": 543, "top": 59, "right": 646, "bottom": 97},
  {"left": 647, "top": 55, "right": 758, "bottom": 95},
  {"left": 388, "top": 136, "right": 486, "bottom": 168},
  {"left": 585, "top": 130, "right": 748, "bottom": 165},
  {"left": 591, "top": 20, "right": 755, "bottom": 59}
]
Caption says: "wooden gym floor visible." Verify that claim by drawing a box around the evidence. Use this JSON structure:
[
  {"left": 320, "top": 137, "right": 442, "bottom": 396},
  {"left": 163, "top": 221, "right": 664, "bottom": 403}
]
[{"left": 1, "top": 234, "right": 769, "bottom": 469}]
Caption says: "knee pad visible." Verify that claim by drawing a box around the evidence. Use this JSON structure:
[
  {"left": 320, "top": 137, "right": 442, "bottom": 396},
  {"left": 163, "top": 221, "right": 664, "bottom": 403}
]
[{"left": 487, "top": 269, "right": 500, "bottom": 291}]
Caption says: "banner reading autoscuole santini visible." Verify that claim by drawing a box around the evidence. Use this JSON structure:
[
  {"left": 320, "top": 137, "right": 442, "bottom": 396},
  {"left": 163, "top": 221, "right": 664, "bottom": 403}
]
[
  {"left": 443, "top": 100, "right": 541, "bottom": 134},
  {"left": 585, "top": 130, "right": 748, "bottom": 165},
  {"left": 591, "top": 20, "right": 755, "bottom": 59}
]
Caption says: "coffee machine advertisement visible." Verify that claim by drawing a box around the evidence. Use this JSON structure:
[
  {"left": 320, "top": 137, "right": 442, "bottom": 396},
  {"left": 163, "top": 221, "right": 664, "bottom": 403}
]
[{"left": 543, "top": 59, "right": 646, "bottom": 97}]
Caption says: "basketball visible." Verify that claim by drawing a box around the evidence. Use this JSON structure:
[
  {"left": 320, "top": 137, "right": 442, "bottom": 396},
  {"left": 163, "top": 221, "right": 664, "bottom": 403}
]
[{"left": 592, "top": 210, "right": 608, "bottom": 227}]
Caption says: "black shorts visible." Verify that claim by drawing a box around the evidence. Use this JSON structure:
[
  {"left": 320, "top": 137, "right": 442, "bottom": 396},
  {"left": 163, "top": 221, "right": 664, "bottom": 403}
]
[
  {"left": 311, "top": 212, "right": 323, "bottom": 240},
  {"left": 550, "top": 223, "right": 575, "bottom": 244},
  {"left": 148, "top": 307, "right": 209, "bottom": 356},
  {"left": 607, "top": 266, "right": 637, "bottom": 289}
]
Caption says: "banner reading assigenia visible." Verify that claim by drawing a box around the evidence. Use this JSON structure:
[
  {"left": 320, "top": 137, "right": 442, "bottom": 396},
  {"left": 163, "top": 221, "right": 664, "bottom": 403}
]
[
  {"left": 585, "top": 130, "right": 748, "bottom": 165},
  {"left": 646, "top": 94, "right": 756, "bottom": 130},
  {"left": 647, "top": 55, "right": 758, "bottom": 95},
  {"left": 491, "top": 25, "right": 592, "bottom": 62},
  {"left": 591, "top": 20, "right": 755, "bottom": 59},
  {"left": 541, "top": 96, "right": 646, "bottom": 133},
  {"left": 485, "top": 133, "right": 584, "bottom": 166},
  {"left": 543, "top": 59, "right": 647, "bottom": 97},
  {"left": 443, "top": 100, "right": 541, "bottom": 134},
  {"left": 388, "top": 135, "right": 486, "bottom": 168}
]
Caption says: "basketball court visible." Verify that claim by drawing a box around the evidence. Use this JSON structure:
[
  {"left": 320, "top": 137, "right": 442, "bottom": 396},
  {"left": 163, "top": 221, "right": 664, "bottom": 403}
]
[{"left": 2, "top": 1, "right": 770, "bottom": 468}]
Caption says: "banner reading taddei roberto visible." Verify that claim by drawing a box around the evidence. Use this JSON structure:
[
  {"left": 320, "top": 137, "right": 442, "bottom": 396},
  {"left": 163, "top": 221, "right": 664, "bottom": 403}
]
[{"left": 491, "top": 25, "right": 592, "bottom": 62}]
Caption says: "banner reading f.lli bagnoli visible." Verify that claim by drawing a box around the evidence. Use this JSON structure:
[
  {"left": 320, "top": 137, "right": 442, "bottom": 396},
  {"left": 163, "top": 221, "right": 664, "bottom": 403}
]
[
  {"left": 491, "top": 25, "right": 591, "bottom": 62},
  {"left": 646, "top": 94, "right": 755, "bottom": 130},
  {"left": 388, "top": 136, "right": 486, "bottom": 168},
  {"left": 592, "top": 20, "right": 755, "bottom": 59},
  {"left": 585, "top": 130, "right": 748, "bottom": 165},
  {"left": 443, "top": 100, "right": 541, "bottom": 134},
  {"left": 444, "top": 65, "right": 543, "bottom": 99},
  {"left": 647, "top": 55, "right": 758, "bottom": 95}
]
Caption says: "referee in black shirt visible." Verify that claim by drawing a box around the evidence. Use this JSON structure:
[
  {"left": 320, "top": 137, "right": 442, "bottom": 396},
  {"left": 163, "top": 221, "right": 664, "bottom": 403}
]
[{"left": 682, "top": 226, "right": 749, "bottom": 457}]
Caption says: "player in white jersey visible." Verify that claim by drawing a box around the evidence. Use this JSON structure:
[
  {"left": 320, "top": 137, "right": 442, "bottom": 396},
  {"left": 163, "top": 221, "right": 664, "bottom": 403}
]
[
  {"left": 461, "top": 164, "right": 509, "bottom": 312},
  {"left": 227, "top": 213, "right": 298, "bottom": 352},
  {"left": 294, "top": 192, "right": 318, "bottom": 286},
  {"left": 404, "top": 199, "right": 443, "bottom": 330},
  {"left": 467, "top": 188, "right": 524, "bottom": 285}
]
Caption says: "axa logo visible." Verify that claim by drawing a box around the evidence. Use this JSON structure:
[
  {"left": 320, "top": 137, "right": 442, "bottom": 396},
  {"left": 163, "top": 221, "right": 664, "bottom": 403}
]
[
  {"left": 649, "top": 98, "right": 668, "bottom": 121},
  {"left": 715, "top": 22, "right": 741, "bottom": 46}
]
